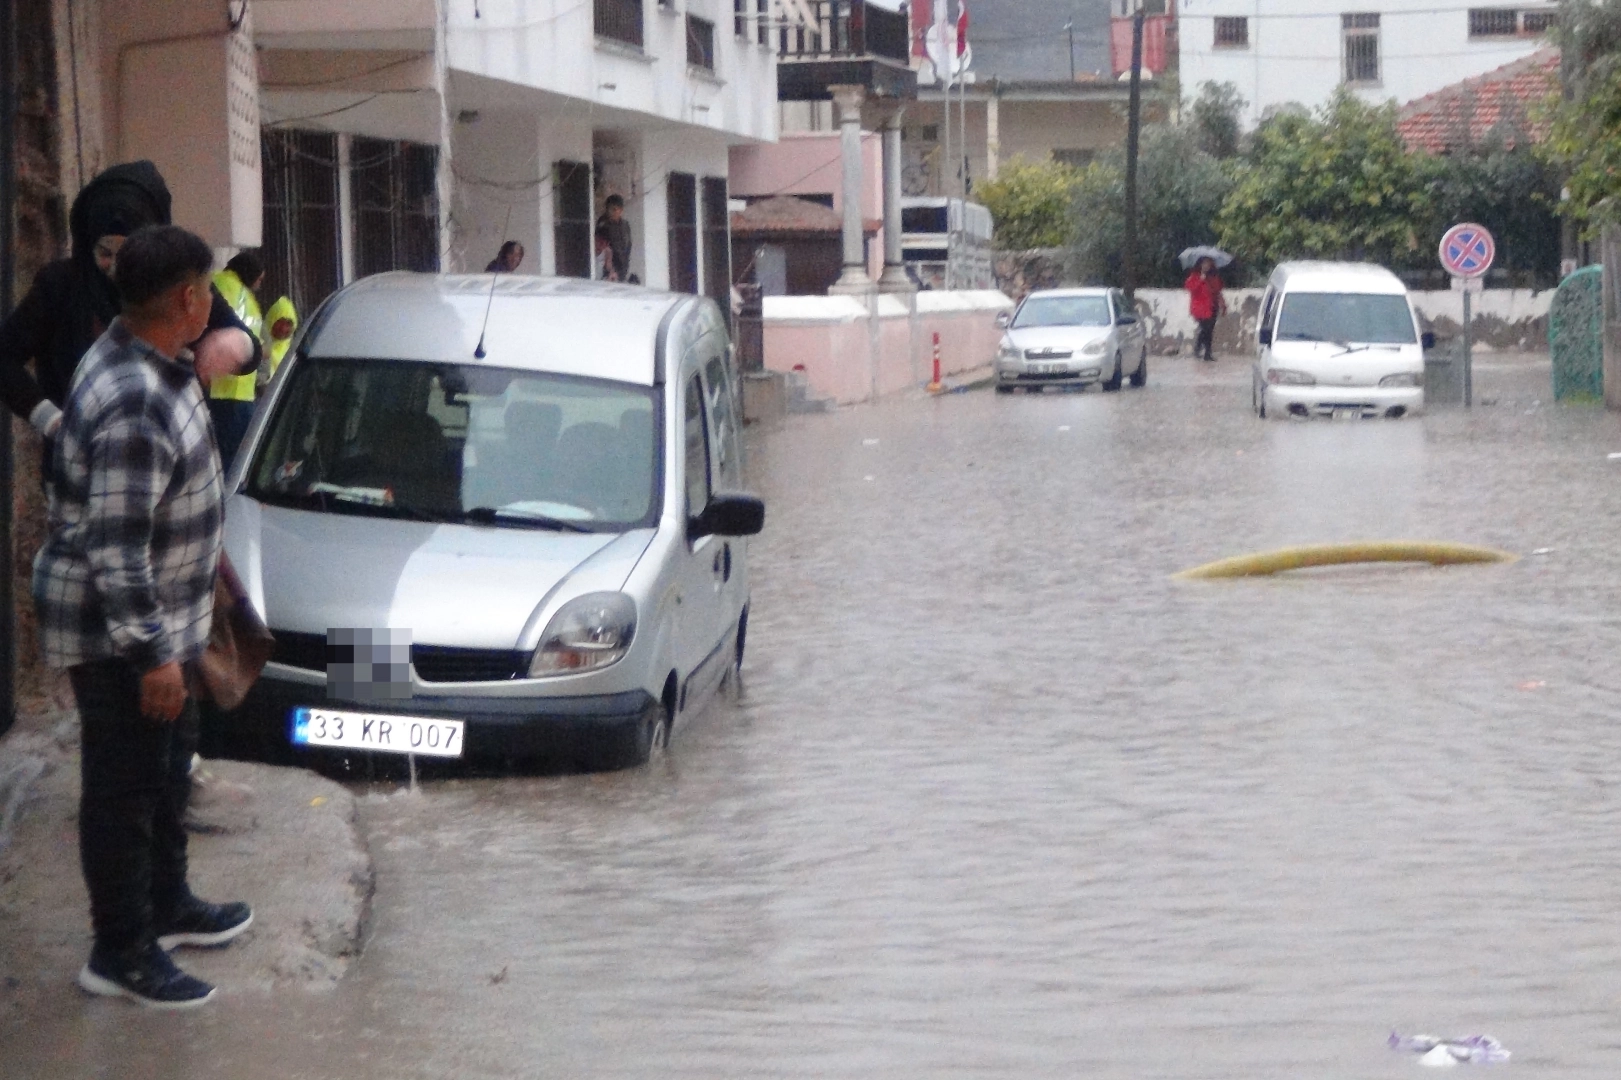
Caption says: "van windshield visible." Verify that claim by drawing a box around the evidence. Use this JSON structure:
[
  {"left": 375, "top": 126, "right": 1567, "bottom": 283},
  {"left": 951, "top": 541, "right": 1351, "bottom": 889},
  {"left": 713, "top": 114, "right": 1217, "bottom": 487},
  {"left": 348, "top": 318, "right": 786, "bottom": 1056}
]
[
  {"left": 246, "top": 358, "right": 658, "bottom": 531},
  {"left": 1013, "top": 295, "right": 1112, "bottom": 328},
  {"left": 1276, "top": 292, "right": 1417, "bottom": 345}
]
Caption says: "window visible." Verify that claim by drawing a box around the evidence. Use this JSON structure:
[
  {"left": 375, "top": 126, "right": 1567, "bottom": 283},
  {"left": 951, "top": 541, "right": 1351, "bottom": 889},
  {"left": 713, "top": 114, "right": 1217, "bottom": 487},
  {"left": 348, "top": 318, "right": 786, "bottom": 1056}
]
[
  {"left": 1275, "top": 293, "right": 1418, "bottom": 345},
  {"left": 1052, "top": 148, "right": 1096, "bottom": 168},
  {"left": 734, "top": 0, "right": 748, "bottom": 39},
  {"left": 554, "top": 160, "right": 592, "bottom": 278},
  {"left": 1468, "top": 7, "right": 1557, "bottom": 36},
  {"left": 352, "top": 138, "right": 440, "bottom": 279},
  {"left": 594, "top": 0, "right": 644, "bottom": 48},
  {"left": 683, "top": 375, "right": 711, "bottom": 515},
  {"left": 704, "top": 355, "right": 740, "bottom": 487},
  {"left": 1012, "top": 295, "right": 1112, "bottom": 328},
  {"left": 701, "top": 177, "right": 731, "bottom": 315},
  {"left": 1342, "top": 13, "right": 1380, "bottom": 85},
  {"left": 687, "top": 14, "right": 716, "bottom": 70},
  {"left": 1213, "top": 16, "right": 1249, "bottom": 48},
  {"left": 668, "top": 172, "right": 699, "bottom": 294},
  {"left": 261, "top": 129, "right": 341, "bottom": 315},
  {"left": 757, "top": 0, "right": 770, "bottom": 45}
]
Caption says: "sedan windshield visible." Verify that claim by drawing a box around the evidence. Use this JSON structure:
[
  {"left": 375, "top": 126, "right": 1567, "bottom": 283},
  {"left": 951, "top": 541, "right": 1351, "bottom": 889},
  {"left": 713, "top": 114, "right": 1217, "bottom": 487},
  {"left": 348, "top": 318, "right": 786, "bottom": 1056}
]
[
  {"left": 1013, "top": 296, "right": 1111, "bottom": 328},
  {"left": 1276, "top": 292, "right": 1417, "bottom": 345},
  {"left": 247, "top": 358, "right": 658, "bottom": 531}
]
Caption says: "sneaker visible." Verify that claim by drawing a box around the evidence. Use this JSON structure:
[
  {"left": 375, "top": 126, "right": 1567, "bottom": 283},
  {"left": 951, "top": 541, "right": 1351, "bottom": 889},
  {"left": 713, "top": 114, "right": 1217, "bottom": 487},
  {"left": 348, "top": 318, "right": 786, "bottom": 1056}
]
[
  {"left": 157, "top": 899, "right": 253, "bottom": 950},
  {"left": 77, "top": 941, "right": 216, "bottom": 1009}
]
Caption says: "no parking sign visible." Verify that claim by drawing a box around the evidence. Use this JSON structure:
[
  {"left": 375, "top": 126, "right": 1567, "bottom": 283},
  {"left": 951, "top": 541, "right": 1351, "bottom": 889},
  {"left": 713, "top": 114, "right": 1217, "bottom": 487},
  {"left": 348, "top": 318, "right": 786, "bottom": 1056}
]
[{"left": 1439, "top": 222, "right": 1495, "bottom": 278}]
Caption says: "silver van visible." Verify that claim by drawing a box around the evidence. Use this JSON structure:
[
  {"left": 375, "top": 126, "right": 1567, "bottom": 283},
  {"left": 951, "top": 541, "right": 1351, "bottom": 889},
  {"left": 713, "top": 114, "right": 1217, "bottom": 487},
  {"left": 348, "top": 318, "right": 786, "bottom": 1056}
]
[
  {"left": 1253, "top": 262, "right": 1434, "bottom": 420},
  {"left": 206, "top": 274, "right": 764, "bottom": 770}
]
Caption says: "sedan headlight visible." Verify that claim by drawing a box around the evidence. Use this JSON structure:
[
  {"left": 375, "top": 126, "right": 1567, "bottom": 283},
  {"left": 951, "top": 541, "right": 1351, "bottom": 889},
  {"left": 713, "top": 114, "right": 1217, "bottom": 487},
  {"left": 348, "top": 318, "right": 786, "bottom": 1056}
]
[
  {"left": 529, "top": 592, "right": 637, "bottom": 677},
  {"left": 1080, "top": 339, "right": 1109, "bottom": 356},
  {"left": 1266, "top": 368, "right": 1316, "bottom": 386},
  {"left": 997, "top": 341, "right": 1020, "bottom": 362},
  {"left": 1379, "top": 372, "right": 1422, "bottom": 388}
]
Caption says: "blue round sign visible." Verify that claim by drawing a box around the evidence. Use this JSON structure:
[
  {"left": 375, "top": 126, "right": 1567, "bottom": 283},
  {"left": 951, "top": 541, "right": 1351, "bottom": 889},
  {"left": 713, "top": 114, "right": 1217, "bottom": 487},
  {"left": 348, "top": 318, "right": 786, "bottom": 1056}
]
[{"left": 1439, "top": 223, "right": 1496, "bottom": 278}]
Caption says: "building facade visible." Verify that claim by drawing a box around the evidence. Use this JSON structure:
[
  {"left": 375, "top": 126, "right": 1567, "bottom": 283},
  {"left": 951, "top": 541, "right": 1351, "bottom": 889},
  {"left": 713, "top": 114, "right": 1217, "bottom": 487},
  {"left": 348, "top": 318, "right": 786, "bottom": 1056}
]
[{"left": 1178, "top": 0, "right": 1556, "bottom": 124}]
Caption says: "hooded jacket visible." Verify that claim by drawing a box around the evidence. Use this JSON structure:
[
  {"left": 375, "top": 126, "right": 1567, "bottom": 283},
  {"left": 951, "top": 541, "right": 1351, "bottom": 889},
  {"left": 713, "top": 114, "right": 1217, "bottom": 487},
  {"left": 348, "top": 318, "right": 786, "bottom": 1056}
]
[{"left": 0, "top": 160, "right": 260, "bottom": 427}]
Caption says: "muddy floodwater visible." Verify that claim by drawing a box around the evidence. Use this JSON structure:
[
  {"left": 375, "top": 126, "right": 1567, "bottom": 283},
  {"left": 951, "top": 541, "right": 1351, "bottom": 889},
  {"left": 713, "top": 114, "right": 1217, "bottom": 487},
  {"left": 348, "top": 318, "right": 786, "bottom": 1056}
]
[{"left": 8, "top": 355, "right": 1621, "bottom": 1079}]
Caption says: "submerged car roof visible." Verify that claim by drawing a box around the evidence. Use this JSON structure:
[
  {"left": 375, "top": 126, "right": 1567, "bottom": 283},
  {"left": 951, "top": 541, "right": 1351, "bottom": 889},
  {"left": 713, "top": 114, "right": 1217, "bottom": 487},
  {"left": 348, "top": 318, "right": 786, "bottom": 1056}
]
[
  {"left": 304, "top": 273, "right": 689, "bottom": 385},
  {"left": 1269, "top": 261, "right": 1408, "bottom": 296}
]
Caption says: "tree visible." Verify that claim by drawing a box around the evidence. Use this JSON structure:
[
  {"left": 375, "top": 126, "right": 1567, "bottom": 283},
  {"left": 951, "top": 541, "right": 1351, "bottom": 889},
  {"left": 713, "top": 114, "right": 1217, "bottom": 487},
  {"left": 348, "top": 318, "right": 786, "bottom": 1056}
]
[
  {"left": 1189, "top": 81, "right": 1246, "bottom": 159},
  {"left": 1539, "top": 0, "right": 1621, "bottom": 231},
  {"left": 1215, "top": 89, "right": 1433, "bottom": 270},
  {"left": 976, "top": 158, "right": 1082, "bottom": 250}
]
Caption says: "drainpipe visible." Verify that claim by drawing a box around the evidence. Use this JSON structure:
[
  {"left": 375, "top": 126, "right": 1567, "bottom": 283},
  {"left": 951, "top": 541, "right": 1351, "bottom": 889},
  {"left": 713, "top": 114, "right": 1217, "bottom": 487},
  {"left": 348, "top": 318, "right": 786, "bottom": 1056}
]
[{"left": 0, "top": 0, "right": 16, "bottom": 737}]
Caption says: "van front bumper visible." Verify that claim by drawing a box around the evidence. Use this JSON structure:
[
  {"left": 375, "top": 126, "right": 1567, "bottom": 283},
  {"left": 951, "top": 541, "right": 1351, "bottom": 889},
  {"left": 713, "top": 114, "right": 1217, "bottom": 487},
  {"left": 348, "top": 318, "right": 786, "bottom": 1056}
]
[
  {"left": 200, "top": 668, "right": 657, "bottom": 763},
  {"left": 1262, "top": 384, "right": 1423, "bottom": 419}
]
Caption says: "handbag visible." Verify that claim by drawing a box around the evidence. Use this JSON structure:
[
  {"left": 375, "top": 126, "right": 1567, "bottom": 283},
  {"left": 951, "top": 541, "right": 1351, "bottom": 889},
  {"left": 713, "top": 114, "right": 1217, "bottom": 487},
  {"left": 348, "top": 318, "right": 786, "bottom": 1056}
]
[{"left": 189, "top": 551, "right": 276, "bottom": 711}]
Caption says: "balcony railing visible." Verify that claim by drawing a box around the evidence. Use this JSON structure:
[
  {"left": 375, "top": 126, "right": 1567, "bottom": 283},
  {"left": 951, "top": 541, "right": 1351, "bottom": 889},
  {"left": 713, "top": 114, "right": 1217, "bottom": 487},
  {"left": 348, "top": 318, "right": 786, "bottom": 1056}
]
[
  {"left": 776, "top": 0, "right": 909, "bottom": 64},
  {"left": 595, "top": 0, "right": 644, "bottom": 49}
]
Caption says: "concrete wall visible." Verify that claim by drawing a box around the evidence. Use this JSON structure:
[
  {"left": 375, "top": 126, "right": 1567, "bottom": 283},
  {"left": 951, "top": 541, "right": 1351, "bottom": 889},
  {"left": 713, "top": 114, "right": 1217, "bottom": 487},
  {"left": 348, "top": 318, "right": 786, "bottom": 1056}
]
[
  {"left": 1180, "top": 0, "right": 1551, "bottom": 126},
  {"left": 761, "top": 290, "right": 1014, "bottom": 404},
  {"left": 1131, "top": 286, "right": 1554, "bottom": 355}
]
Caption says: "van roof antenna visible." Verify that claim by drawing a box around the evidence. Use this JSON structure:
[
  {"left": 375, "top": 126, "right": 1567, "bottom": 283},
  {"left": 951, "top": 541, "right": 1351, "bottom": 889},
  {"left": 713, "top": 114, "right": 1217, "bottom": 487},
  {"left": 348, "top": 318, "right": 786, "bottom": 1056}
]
[{"left": 475, "top": 205, "right": 514, "bottom": 359}]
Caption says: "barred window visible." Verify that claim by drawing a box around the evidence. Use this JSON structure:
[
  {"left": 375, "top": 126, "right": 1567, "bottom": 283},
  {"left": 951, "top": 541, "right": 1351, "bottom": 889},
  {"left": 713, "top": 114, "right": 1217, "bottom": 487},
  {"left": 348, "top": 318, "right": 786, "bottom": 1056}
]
[
  {"left": 687, "top": 14, "right": 716, "bottom": 70},
  {"left": 1213, "top": 16, "right": 1249, "bottom": 47},
  {"left": 1469, "top": 7, "right": 1558, "bottom": 35},
  {"left": 1342, "top": 13, "right": 1380, "bottom": 85}
]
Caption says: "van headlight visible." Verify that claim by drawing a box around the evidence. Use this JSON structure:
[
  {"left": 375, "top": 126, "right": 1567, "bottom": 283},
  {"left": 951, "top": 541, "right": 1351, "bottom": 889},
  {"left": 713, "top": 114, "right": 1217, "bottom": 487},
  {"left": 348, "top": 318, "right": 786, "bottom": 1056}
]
[
  {"left": 1080, "top": 339, "right": 1108, "bottom": 356},
  {"left": 1266, "top": 368, "right": 1316, "bottom": 386},
  {"left": 1379, "top": 372, "right": 1422, "bottom": 388},
  {"left": 529, "top": 592, "right": 637, "bottom": 677}
]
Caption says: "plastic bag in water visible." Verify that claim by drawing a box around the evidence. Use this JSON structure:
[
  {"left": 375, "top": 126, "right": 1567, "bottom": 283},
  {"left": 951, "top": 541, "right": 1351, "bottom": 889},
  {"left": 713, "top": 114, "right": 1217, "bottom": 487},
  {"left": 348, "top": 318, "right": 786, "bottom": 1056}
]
[{"left": 1389, "top": 1032, "right": 1511, "bottom": 1066}]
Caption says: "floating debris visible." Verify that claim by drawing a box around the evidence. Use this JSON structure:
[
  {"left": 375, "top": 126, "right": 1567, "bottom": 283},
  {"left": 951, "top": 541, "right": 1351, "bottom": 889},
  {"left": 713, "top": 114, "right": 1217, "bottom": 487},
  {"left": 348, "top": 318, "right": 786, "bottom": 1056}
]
[{"left": 1389, "top": 1032, "right": 1510, "bottom": 1066}]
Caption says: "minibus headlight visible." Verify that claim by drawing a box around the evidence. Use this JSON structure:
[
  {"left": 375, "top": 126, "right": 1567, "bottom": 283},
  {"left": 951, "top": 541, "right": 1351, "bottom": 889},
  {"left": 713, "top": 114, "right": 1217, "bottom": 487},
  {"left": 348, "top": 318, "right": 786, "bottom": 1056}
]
[
  {"left": 1379, "top": 372, "right": 1422, "bottom": 388},
  {"left": 1266, "top": 368, "right": 1316, "bottom": 386}
]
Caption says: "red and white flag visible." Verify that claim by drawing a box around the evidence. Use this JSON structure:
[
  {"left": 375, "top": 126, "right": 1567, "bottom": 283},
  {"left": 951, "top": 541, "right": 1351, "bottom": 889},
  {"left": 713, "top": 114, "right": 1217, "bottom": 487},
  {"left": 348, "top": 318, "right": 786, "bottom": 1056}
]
[{"left": 956, "top": 0, "right": 970, "bottom": 56}]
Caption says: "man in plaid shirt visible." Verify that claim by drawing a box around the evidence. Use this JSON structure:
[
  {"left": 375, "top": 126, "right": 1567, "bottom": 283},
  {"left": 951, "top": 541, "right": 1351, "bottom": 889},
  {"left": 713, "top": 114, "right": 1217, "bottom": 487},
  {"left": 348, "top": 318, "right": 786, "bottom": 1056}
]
[{"left": 34, "top": 225, "right": 252, "bottom": 1009}]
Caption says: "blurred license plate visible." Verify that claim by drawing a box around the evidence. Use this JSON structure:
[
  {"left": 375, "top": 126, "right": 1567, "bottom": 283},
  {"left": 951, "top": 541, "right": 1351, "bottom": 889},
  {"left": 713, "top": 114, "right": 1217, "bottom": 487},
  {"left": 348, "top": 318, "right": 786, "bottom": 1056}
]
[
  {"left": 1030, "top": 362, "right": 1068, "bottom": 375},
  {"left": 1332, "top": 407, "right": 1360, "bottom": 421},
  {"left": 291, "top": 707, "right": 463, "bottom": 758}
]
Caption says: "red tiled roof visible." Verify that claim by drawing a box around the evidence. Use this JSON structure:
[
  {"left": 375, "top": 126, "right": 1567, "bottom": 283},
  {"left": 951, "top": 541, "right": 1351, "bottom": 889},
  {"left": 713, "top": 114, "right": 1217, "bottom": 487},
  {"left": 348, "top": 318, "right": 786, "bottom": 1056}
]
[
  {"left": 1397, "top": 48, "right": 1559, "bottom": 154},
  {"left": 730, "top": 195, "right": 843, "bottom": 236}
]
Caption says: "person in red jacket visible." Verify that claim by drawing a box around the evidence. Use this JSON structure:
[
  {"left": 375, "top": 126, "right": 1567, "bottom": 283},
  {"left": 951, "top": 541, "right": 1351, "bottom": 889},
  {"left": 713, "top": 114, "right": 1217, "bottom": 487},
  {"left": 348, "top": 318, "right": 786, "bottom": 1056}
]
[{"left": 1185, "top": 256, "right": 1226, "bottom": 362}]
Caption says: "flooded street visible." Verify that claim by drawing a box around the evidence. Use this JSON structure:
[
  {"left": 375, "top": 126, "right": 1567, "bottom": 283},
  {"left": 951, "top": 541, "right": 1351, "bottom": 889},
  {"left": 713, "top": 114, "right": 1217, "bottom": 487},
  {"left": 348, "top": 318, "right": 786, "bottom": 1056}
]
[{"left": 10, "top": 354, "right": 1621, "bottom": 1078}]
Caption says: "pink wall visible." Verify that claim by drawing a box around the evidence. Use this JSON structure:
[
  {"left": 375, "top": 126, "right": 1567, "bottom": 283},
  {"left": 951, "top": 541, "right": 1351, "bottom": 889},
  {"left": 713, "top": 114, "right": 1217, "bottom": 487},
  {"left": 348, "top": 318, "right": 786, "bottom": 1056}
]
[{"left": 730, "top": 133, "right": 885, "bottom": 281}]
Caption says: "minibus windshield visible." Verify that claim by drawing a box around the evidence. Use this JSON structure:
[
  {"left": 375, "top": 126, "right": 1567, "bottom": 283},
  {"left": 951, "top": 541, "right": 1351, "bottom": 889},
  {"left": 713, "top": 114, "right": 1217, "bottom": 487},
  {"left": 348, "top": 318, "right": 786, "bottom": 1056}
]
[{"left": 1275, "top": 292, "right": 1417, "bottom": 345}]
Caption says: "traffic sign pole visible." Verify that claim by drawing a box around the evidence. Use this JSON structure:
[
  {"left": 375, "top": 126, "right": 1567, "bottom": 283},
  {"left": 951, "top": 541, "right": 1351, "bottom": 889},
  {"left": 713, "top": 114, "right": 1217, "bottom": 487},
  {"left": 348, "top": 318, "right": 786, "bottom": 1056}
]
[{"left": 1439, "top": 223, "right": 1496, "bottom": 410}]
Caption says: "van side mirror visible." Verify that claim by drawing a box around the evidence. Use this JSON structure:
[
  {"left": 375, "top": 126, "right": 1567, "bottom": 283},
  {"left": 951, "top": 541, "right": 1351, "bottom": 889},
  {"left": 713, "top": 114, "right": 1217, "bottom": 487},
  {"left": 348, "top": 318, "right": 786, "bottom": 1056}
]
[
  {"left": 995, "top": 311, "right": 1010, "bottom": 329},
  {"left": 1258, "top": 327, "right": 1273, "bottom": 346},
  {"left": 690, "top": 491, "right": 765, "bottom": 540},
  {"left": 1421, "top": 331, "right": 1436, "bottom": 350}
]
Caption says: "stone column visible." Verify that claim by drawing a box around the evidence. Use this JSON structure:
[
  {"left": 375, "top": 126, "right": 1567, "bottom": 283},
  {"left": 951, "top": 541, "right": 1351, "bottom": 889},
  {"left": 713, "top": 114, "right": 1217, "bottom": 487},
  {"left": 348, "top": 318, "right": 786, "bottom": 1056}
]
[
  {"left": 986, "top": 92, "right": 1001, "bottom": 180},
  {"left": 877, "top": 107, "right": 914, "bottom": 294},
  {"left": 828, "top": 84, "right": 873, "bottom": 294}
]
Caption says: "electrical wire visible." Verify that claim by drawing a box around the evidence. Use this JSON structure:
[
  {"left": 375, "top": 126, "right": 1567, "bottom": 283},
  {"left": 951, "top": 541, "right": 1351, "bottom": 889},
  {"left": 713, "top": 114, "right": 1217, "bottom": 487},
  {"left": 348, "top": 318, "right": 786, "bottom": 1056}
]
[{"left": 260, "top": 54, "right": 430, "bottom": 90}]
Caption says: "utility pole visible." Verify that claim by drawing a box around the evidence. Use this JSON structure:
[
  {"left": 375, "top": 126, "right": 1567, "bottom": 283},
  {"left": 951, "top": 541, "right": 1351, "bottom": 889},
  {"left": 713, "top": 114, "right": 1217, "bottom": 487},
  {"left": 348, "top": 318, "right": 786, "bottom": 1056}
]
[
  {"left": 1121, "top": 1, "right": 1145, "bottom": 301},
  {"left": 1065, "top": 20, "right": 1075, "bottom": 82},
  {"left": 0, "top": 0, "right": 16, "bottom": 738}
]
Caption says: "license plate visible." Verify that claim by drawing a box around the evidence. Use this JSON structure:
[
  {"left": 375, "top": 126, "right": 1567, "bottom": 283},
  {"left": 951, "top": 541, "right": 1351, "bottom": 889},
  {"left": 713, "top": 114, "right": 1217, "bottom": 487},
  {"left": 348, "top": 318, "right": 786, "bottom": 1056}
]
[
  {"left": 1030, "top": 362, "right": 1067, "bottom": 375},
  {"left": 290, "top": 707, "right": 464, "bottom": 758},
  {"left": 1332, "top": 407, "right": 1361, "bottom": 421}
]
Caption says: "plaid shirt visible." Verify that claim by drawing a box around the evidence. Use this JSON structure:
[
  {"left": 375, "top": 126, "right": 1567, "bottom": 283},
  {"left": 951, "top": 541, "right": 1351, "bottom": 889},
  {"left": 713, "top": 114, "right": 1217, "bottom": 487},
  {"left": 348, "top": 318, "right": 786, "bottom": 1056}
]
[{"left": 33, "top": 318, "right": 223, "bottom": 672}]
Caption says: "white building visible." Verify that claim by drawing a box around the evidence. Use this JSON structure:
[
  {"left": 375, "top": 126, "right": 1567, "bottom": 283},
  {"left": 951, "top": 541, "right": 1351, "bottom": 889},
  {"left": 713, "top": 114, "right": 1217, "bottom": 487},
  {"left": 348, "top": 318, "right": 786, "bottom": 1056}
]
[
  {"left": 253, "top": 0, "right": 777, "bottom": 308},
  {"left": 1176, "top": 0, "right": 1556, "bottom": 125}
]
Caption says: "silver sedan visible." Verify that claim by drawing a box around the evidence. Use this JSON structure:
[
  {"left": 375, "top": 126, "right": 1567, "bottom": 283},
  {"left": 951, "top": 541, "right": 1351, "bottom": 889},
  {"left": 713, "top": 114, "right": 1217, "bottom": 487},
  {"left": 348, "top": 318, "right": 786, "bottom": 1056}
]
[{"left": 994, "top": 287, "right": 1148, "bottom": 393}]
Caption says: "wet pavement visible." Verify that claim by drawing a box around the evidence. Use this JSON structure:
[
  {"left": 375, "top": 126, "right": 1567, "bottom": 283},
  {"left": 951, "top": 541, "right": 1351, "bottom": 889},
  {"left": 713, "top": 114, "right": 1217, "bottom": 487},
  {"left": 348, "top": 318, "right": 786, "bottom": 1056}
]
[{"left": 8, "top": 353, "right": 1621, "bottom": 1079}]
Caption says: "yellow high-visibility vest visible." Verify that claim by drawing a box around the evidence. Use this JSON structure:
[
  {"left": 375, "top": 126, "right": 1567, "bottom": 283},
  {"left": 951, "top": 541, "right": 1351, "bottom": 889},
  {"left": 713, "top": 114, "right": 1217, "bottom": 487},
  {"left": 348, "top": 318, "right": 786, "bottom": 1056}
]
[
  {"left": 210, "top": 269, "right": 262, "bottom": 403},
  {"left": 264, "top": 295, "right": 298, "bottom": 380}
]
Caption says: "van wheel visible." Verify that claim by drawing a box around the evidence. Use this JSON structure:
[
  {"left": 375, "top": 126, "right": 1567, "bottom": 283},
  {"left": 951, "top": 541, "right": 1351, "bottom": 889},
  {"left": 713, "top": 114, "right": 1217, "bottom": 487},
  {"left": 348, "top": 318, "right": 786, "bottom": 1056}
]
[
  {"left": 583, "top": 699, "right": 668, "bottom": 771},
  {"left": 1102, "top": 354, "right": 1123, "bottom": 392}
]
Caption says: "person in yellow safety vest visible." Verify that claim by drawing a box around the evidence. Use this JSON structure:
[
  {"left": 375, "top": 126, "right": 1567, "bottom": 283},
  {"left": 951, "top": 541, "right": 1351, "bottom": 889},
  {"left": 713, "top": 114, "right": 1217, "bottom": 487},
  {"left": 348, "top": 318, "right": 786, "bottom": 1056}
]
[
  {"left": 209, "top": 250, "right": 264, "bottom": 467},
  {"left": 263, "top": 295, "right": 298, "bottom": 382}
]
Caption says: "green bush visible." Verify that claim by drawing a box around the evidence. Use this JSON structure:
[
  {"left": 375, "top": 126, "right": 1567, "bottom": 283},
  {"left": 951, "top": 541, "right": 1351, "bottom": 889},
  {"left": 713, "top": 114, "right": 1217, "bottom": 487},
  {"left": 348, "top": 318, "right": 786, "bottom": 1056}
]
[{"left": 976, "top": 158, "right": 1082, "bottom": 250}]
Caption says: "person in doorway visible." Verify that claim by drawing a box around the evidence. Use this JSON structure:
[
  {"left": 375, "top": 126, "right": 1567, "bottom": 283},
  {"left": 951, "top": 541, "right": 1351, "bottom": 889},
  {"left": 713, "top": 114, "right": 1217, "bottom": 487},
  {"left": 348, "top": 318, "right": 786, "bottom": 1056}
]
[
  {"left": 209, "top": 250, "right": 265, "bottom": 468},
  {"left": 596, "top": 194, "right": 632, "bottom": 282},
  {"left": 36, "top": 225, "right": 252, "bottom": 1010},
  {"left": 263, "top": 295, "right": 299, "bottom": 382},
  {"left": 485, "top": 241, "right": 524, "bottom": 273},
  {"left": 593, "top": 225, "right": 619, "bottom": 282},
  {"left": 1185, "top": 256, "right": 1226, "bottom": 362},
  {"left": 0, "top": 161, "right": 259, "bottom": 446}
]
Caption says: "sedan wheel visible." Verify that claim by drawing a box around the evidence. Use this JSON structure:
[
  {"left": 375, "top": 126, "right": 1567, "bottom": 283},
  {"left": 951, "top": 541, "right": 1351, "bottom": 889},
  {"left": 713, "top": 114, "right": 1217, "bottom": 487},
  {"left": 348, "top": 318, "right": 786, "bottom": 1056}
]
[
  {"left": 1253, "top": 377, "right": 1267, "bottom": 419},
  {"left": 1129, "top": 349, "right": 1148, "bottom": 388},
  {"left": 1102, "top": 354, "right": 1124, "bottom": 392}
]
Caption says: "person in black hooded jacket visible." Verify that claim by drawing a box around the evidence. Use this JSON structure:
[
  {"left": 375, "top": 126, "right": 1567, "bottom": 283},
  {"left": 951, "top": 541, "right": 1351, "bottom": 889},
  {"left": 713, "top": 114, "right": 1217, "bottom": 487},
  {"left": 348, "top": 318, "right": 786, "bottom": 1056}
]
[{"left": 0, "top": 160, "right": 259, "bottom": 442}]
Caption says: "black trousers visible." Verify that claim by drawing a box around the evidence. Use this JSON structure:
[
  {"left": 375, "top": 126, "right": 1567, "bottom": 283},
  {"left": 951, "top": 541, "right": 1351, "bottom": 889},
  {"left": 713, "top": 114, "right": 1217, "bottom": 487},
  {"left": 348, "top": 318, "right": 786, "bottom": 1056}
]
[
  {"left": 71, "top": 658, "right": 198, "bottom": 952},
  {"left": 1195, "top": 317, "right": 1217, "bottom": 358}
]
